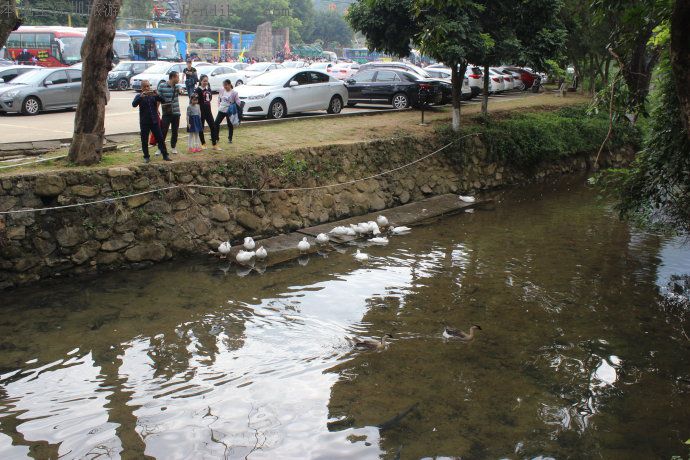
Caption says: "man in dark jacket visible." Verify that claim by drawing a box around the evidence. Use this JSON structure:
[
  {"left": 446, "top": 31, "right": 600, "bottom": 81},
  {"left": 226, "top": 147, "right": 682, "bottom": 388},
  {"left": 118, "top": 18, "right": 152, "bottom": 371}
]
[
  {"left": 132, "top": 80, "right": 171, "bottom": 163},
  {"left": 183, "top": 59, "right": 198, "bottom": 98},
  {"left": 157, "top": 71, "right": 181, "bottom": 154}
]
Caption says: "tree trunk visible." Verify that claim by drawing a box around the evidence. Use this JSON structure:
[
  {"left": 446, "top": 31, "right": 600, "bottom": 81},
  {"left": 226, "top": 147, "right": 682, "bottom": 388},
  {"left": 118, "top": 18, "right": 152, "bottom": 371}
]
[
  {"left": 0, "top": 0, "right": 20, "bottom": 50},
  {"left": 68, "top": 0, "right": 122, "bottom": 165},
  {"left": 671, "top": 0, "right": 690, "bottom": 140},
  {"left": 482, "top": 64, "right": 490, "bottom": 117},
  {"left": 619, "top": 28, "right": 659, "bottom": 114},
  {"left": 603, "top": 56, "right": 612, "bottom": 84},
  {"left": 450, "top": 63, "right": 465, "bottom": 132},
  {"left": 589, "top": 54, "right": 596, "bottom": 96}
]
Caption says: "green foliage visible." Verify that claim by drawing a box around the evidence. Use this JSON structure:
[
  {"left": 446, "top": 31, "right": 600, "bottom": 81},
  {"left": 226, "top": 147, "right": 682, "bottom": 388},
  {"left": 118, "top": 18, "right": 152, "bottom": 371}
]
[
  {"left": 277, "top": 152, "right": 308, "bottom": 181},
  {"left": 614, "top": 59, "right": 690, "bottom": 230},
  {"left": 439, "top": 106, "right": 641, "bottom": 170},
  {"left": 310, "top": 10, "right": 354, "bottom": 48},
  {"left": 347, "top": 0, "right": 415, "bottom": 57}
]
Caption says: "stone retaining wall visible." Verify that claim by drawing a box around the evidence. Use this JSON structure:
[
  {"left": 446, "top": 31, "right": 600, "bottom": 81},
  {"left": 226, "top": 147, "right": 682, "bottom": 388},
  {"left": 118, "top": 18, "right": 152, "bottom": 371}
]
[{"left": 0, "top": 135, "right": 635, "bottom": 290}]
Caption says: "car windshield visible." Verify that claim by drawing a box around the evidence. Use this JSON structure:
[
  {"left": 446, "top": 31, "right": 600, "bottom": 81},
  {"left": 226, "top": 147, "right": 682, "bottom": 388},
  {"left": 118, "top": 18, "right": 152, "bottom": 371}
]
[
  {"left": 246, "top": 71, "right": 290, "bottom": 86},
  {"left": 56, "top": 36, "right": 83, "bottom": 64},
  {"left": 155, "top": 37, "right": 179, "bottom": 60},
  {"left": 8, "top": 69, "right": 50, "bottom": 85},
  {"left": 144, "top": 63, "right": 172, "bottom": 74},
  {"left": 113, "top": 62, "right": 133, "bottom": 71},
  {"left": 406, "top": 63, "right": 431, "bottom": 78},
  {"left": 246, "top": 63, "right": 271, "bottom": 72}
]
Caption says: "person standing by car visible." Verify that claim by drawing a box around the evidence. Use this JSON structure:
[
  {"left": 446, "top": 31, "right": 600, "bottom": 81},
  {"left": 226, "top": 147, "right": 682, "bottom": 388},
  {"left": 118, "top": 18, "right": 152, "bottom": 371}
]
[
  {"left": 132, "top": 80, "right": 171, "bottom": 163},
  {"left": 183, "top": 59, "right": 198, "bottom": 98},
  {"left": 194, "top": 75, "right": 220, "bottom": 150},
  {"left": 158, "top": 71, "right": 181, "bottom": 154},
  {"left": 215, "top": 79, "right": 241, "bottom": 145}
]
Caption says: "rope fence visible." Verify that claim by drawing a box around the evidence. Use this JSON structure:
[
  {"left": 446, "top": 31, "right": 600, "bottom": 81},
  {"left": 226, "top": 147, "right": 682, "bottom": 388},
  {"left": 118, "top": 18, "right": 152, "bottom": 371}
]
[{"left": 0, "top": 133, "right": 480, "bottom": 216}]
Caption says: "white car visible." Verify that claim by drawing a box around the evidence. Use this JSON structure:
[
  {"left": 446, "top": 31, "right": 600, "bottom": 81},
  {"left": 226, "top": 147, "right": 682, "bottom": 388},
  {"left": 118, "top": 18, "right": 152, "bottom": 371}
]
[
  {"left": 199, "top": 64, "right": 245, "bottom": 90},
  {"left": 489, "top": 68, "right": 508, "bottom": 92},
  {"left": 242, "top": 62, "right": 284, "bottom": 82},
  {"left": 227, "top": 62, "right": 249, "bottom": 71},
  {"left": 236, "top": 68, "right": 348, "bottom": 119},
  {"left": 308, "top": 62, "right": 335, "bottom": 74},
  {"left": 282, "top": 60, "right": 307, "bottom": 69},
  {"left": 130, "top": 61, "right": 187, "bottom": 91},
  {"left": 332, "top": 62, "right": 360, "bottom": 80},
  {"left": 421, "top": 67, "right": 473, "bottom": 99}
]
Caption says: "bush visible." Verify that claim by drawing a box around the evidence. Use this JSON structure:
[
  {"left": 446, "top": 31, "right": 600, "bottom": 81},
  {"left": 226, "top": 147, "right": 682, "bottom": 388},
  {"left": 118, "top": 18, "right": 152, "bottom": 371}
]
[{"left": 439, "top": 106, "right": 641, "bottom": 170}]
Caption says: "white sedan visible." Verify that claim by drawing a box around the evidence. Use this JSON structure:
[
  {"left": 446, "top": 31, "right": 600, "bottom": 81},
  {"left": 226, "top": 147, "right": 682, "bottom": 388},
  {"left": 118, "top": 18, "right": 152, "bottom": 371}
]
[
  {"left": 199, "top": 64, "right": 245, "bottom": 91},
  {"left": 242, "top": 62, "right": 284, "bottom": 82},
  {"left": 236, "top": 68, "right": 348, "bottom": 119}
]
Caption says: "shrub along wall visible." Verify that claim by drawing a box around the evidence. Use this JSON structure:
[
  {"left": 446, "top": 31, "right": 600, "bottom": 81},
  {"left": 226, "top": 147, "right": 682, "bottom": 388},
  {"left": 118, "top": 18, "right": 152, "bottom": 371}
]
[{"left": 0, "top": 110, "right": 638, "bottom": 290}]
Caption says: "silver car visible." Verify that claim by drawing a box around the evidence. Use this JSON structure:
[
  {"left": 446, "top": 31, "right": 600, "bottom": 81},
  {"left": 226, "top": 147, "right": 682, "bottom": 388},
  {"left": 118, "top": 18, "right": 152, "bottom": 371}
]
[{"left": 0, "top": 68, "right": 81, "bottom": 115}]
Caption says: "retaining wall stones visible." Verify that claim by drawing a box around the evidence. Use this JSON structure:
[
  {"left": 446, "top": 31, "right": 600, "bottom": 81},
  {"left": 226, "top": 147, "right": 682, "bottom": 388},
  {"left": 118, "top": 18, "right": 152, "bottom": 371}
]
[{"left": 0, "top": 135, "right": 635, "bottom": 290}]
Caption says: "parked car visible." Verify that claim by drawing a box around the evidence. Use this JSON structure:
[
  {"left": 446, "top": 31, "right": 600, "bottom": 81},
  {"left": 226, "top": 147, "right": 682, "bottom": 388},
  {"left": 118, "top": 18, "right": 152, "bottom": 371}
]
[
  {"left": 0, "top": 68, "right": 81, "bottom": 115},
  {"left": 465, "top": 66, "right": 483, "bottom": 97},
  {"left": 0, "top": 65, "right": 41, "bottom": 85},
  {"left": 308, "top": 62, "right": 335, "bottom": 73},
  {"left": 493, "top": 67, "right": 516, "bottom": 90},
  {"left": 227, "top": 62, "right": 250, "bottom": 72},
  {"left": 504, "top": 66, "right": 539, "bottom": 89},
  {"left": 242, "top": 62, "right": 284, "bottom": 82},
  {"left": 235, "top": 68, "right": 348, "bottom": 119},
  {"left": 359, "top": 61, "right": 453, "bottom": 104},
  {"left": 345, "top": 68, "right": 443, "bottom": 109},
  {"left": 423, "top": 67, "right": 473, "bottom": 100},
  {"left": 332, "top": 62, "right": 361, "bottom": 80},
  {"left": 201, "top": 64, "right": 245, "bottom": 90},
  {"left": 488, "top": 68, "right": 508, "bottom": 92},
  {"left": 130, "top": 62, "right": 187, "bottom": 91},
  {"left": 107, "top": 61, "right": 156, "bottom": 91},
  {"left": 282, "top": 60, "right": 307, "bottom": 69},
  {"left": 0, "top": 58, "right": 14, "bottom": 66}
]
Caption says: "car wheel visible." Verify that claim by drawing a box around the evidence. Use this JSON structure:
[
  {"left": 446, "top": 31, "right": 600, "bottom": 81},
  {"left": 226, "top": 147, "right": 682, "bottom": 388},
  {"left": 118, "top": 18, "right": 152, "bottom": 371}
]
[
  {"left": 391, "top": 93, "right": 410, "bottom": 109},
  {"left": 235, "top": 80, "right": 243, "bottom": 86},
  {"left": 327, "top": 95, "right": 342, "bottom": 114},
  {"left": 21, "top": 96, "right": 41, "bottom": 115},
  {"left": 117, "top": 78, "right": 129, "bottom": 91},
  {"left": 268, "top": 99, "right": 287, "bottom": 119}
]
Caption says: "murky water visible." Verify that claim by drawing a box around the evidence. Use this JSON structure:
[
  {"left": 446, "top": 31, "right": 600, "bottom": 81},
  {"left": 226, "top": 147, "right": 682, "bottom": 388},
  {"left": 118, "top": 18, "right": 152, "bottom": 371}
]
[{"left": 1, "top": 176, "right": 690, "bottom": 460}]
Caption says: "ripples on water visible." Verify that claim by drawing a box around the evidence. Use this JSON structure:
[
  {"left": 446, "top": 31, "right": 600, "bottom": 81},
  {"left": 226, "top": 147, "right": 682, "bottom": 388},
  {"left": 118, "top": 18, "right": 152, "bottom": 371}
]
[{"left": 1, "top": 175, "right": 690, "bottom": 459}]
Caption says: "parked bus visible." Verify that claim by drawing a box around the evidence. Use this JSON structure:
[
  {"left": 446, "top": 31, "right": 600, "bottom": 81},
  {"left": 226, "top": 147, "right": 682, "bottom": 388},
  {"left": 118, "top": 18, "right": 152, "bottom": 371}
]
[
  {"left": 5, "top": 26, "right": 85, "bottom": 67},
  {"left": 120, "top": 30, "right": 181, "bottom": 62},
  {"left": 341, "top": 47, "right": 387, "bottom": 64}
]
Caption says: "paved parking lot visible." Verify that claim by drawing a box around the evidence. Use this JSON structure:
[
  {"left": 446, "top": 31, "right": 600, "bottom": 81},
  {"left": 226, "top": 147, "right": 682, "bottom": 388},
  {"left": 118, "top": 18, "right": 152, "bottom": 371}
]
[{"left": 0, "top": 90, "right": 538, "bottom": 144}]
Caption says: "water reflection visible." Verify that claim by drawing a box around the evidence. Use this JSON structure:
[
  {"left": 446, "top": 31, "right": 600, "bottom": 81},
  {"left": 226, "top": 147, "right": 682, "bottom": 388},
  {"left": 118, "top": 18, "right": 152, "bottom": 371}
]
[{"left": 1, "top": 175, "right": 689, "bottom": 459}]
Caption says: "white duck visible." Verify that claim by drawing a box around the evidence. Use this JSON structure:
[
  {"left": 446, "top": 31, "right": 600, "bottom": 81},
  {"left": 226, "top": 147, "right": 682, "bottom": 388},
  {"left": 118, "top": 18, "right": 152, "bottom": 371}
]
[
  {"left": 236, "top": 250, "right": 255, "bottom": 265},
  {"left": 459, "top": 195, "right": 476, "bottom": 203},
  {"left": 218, "top": 241, "right": 232, "bottom": 258},
  {"left": 369, "top": 236, "right": 389, "bottom": 245},
  {"left": 376, "top": 215, "right": 389, "bottom": 227},
  {"left": 255, "top": 246, "right": 268, "bottom": 260},
  {"left": 390, "top": 226, "right": 412, "bottom": 235},
  {"left": 316, "top": 233, "right": 330, "bottom": 244},
  {"left": 368, "top": 221, "right": 382, "bottom": 236},
  {"left": 297, "top": 237, "right": 311, "bottom": 253},
  {"left": 330, "top": 226, "right": 348, "bottom": 236},
  {"left": 354, "top": 249, "right": 369, "bottom": 262},
  {"left": 243, "top": 237, "right": 256, "bottom": 251}
]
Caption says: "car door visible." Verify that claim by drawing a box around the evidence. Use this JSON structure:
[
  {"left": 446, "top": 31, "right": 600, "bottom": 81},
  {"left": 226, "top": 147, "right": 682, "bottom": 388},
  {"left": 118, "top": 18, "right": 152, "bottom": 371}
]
[
  {"left": 285, "top": 71, "right": 312, "bottom": 112},
  {"left": 41, "top": 70, "right": 70, "bottom": 108},
  {"left": 346, "top": 69, "right": 376, "bottom": 102},
  {"left": 66, "top": 69, "right": 82, "bottom": 105},
  {"left": 307, "top": 71, "right": 331, "bottom": 110},
  {"left": 370, "top": 70, "right": 401, "bottom": 103}
]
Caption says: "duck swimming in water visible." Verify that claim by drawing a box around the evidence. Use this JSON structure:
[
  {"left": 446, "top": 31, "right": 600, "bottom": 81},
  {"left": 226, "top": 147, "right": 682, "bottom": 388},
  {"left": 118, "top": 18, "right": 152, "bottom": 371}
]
[
  {"left": 443, "top": 325, "right": 482, "bottom": 341},
  {"left": 218, "top": 241, "right": 232, "bottom": 258},
  {"left": 354, "top": 334, "right": 393, "bottom": 351},
  {"left": 298, "top": 237, "right": 311, "bottom": 253}
]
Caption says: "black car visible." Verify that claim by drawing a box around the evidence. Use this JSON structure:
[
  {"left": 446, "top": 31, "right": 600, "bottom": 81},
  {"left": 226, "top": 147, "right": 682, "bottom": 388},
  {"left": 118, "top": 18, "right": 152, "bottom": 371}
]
[
  {"left": 359, "top": 61, "right": 452, "bottom": 104},
  {"left": 107, "top": 61, "right": 155, "bottom": 90},
  {"left": 345, "top": 68, "right": 443, "bottom": 109}
]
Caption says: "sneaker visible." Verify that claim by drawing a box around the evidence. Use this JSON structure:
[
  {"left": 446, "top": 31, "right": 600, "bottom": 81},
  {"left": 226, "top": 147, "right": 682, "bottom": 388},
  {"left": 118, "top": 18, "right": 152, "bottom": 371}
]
[
  {"left": 171, "top": 148, "right": 178, "bottom": 154},
  {"left": 201, "top": 144, "right": 207, "bottom": 150},
  {"left": 143, "top": 157, "right": 150, "bottom": 164},
  {"left": 154, "top": 149, "right": 161, "bottom": 156},
  {"left": 213, "top": 145, "right": 222, "bottom": 151},
  {"left": 228, "top": 140, "right": 233, "bottom": 144},
  {"left": 163, "top": 156, "right": 173, "bottom": 162}
]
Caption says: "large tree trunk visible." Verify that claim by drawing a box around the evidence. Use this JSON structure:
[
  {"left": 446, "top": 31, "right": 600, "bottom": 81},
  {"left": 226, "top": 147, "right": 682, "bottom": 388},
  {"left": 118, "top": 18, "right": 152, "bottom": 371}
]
[
  {"left": 619, "top": 28, "right": 659, "bottom": 114},
  {"left": 68, "top": 0, "right": 122, "bottom": 165},
  {"left": 450, "top": 63, "right": 464, "bottom": 132},
  {"left": 671, "top": 0, "right": 690, "bottom": 140},
  {"left": 481, "top": 64, "right": 490, "bottom": 117},
  {"left": 0, "top": 0, "right": 20, "bottom": 50}
]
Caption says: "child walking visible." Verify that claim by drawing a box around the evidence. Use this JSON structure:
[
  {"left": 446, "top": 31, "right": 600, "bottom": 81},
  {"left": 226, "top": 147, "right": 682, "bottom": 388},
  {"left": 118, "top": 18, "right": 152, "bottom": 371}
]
[{"left": 187, "top": 94, "right": 203, "bottom": 153}]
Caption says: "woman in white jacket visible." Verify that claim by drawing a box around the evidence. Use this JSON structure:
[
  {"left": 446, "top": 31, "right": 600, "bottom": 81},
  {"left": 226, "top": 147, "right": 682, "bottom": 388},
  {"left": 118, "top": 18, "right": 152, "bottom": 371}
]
[{"left": 215, "top": 79, "right": 241, "bottom": 145}]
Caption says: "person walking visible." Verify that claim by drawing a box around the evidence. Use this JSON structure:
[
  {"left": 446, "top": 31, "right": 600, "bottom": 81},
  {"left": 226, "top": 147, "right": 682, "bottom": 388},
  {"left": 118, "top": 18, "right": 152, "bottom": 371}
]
[
  {"left": 158, "top": 71, "right": 181, "bottom": 155},
  {"left": 187, "top": 94, "right": 203, "bottom": 153},
  {"left": 132, "top": 80, "right": 171, "bottom": 163},
  {"left": 215, "top": 79, "right": 241, "bottom": 145},
  {"left": 194, "top": 75, "right": 220, "bottom": 151},
  {"left": 182, "top": 59, "right": 198, "bottom": 98}
]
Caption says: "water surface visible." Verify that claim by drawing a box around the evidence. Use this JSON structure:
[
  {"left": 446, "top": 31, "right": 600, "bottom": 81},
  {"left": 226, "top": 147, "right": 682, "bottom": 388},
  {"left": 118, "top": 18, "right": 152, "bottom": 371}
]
[{"left": 1, "top": 176, "right": 689, "bottom": 459}]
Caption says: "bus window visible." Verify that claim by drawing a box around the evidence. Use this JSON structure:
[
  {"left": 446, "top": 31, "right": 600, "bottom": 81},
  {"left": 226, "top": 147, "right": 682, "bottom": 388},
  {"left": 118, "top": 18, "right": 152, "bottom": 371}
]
[
  {"left": 21, "top": 34, "right": 35, "bottom": 48},
  {"left": 35, "top": 34, "right": 51, "bottom": 48},
  {"left": 7, "top": 33, "right": 20, "bottom": 48}
]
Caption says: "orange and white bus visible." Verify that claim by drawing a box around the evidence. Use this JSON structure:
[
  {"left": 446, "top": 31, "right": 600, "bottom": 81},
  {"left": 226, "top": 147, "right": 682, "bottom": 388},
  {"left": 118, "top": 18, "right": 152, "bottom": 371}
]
[{"left": 6, "top": 26, "right": 86, "bottom": 67}]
